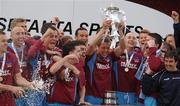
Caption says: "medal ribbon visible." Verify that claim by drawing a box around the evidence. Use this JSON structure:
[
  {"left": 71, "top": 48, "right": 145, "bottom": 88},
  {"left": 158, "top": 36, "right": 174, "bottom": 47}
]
[
  {"left": 44, "top": 54, "right": 50, "bottom": 68},
  {"left": 0, "top": 53, "right": 6, "bottom": 75},
  {"left": 11, "top": 43, "right": 24, "bottom": 71},
  {"left": 125, "top": 49, "right": 134, "bottom": 68}
]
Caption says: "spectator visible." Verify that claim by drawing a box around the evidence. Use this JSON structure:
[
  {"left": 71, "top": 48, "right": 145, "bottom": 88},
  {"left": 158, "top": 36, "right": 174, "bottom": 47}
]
[{"left": 142, "top": 49, "right": 180, "bottom": 106}]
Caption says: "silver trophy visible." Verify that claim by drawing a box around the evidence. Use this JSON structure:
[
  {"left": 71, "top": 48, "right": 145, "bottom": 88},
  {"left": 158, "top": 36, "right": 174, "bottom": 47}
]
[
  {"left": 102, "top": 5, "right": 126, "bottom": 48},
  {"left": 103, "top": 91, "right": 118, "bottom": 105}
]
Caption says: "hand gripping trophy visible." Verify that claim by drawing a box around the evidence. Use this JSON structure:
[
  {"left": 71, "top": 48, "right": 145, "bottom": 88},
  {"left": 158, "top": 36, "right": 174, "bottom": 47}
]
[{"left": 102, "top": 5, "right": 126, "bottom": 48}]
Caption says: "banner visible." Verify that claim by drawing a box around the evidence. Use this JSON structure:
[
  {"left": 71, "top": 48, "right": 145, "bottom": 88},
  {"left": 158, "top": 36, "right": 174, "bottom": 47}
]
[{"left": 0, "top": 0, "right": 174, "bottom": 38}]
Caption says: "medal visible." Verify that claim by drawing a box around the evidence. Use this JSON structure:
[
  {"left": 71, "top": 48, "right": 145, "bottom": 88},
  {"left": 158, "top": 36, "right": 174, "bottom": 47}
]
[
  {"left": 125, "top": 50, "right": 134, "bottom": 72},
  {"left": 0, "top": 76, "right": 3, "bottom": 82},
  {"left": 125, "top": 67, "right": 129, "bottom": 72}
]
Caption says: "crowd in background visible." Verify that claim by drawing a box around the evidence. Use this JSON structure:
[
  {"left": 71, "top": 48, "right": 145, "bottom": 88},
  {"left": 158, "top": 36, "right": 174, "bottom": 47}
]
[{"left": 0, "top": 10, "right": 180, "bottom": 106}]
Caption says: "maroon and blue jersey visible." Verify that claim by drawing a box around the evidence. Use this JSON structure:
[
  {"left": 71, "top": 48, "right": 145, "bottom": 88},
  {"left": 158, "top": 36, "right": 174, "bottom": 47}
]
[
  {"left": 0, "top": 52, "right": 20, "bottom": 106},
  {"left": 49, "top": 61, "right": 85, "bottom": 105},
  {"left": 85, "top": 52, "right": 118, "bottom": 98}
]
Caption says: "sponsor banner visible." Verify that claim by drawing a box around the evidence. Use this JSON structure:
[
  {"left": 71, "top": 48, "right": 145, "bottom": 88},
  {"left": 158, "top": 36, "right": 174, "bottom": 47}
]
[{"left": 0, "top": 0, "right": 174, "bottom": 38}]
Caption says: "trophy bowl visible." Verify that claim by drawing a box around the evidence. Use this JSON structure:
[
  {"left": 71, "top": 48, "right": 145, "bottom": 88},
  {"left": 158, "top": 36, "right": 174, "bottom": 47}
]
[
  {"left": 102, "top": 5, "right": 126, "bottom": 48},
  {"left": 105, "top": 91, "right": 116, "bottom": 98},
  {"left": 103, "top": 91, "right": 118, "bottom": 105},
  {"left": 103, "top": 98, "right": 117, "bottom": 105}
]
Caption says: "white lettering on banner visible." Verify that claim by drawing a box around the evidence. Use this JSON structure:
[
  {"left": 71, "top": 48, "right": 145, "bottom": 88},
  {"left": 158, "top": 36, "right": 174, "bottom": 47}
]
[{"left": 96, "top": 63, "right": 110, "bottom": 70}]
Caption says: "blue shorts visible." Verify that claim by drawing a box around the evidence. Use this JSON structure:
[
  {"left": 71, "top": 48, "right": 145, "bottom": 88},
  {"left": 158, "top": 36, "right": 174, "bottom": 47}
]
[
  {"left": 116, "top": 91, "right": 138, "bottom": 105},
  {"left": 144, "top": 96, "right": 157, "bottom": 106},
  {"left": 48, "top": 103, "right": 72, "bottom": 106},
  {"left": 85, "top": 95, "right": 103, "bottom": 105}
]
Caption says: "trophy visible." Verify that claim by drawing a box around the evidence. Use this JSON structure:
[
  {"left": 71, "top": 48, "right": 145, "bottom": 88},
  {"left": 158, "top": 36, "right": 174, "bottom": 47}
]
[
  {"left": 102, "top": 5, "right": 126, "bottom": 48},
  {"left": 103, "top": 91, "right": 118, "bottom": 105}
]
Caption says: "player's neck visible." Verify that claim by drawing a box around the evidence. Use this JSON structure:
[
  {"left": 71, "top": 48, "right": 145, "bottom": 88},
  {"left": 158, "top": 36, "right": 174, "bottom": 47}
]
[
  {"left": 126, "top": 47, "right": 134, "bottom": 52},
  {"left": 0, "top": 51, "right": 4, "bottom": 56}
]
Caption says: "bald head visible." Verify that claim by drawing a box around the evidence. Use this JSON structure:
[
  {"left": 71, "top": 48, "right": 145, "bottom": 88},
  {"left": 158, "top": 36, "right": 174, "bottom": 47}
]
[
  {"left": 125, "top": 32, "right": 138, "bottom": 48},
  {"left": 125, "top": 32, "right": 138, "bottom": 40}
]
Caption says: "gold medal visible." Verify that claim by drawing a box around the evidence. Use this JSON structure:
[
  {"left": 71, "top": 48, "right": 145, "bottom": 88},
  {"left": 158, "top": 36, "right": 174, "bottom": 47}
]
[
  {"left": 0, "top": 76, "right": 3, "bottom": 82},
  {"left": 125, "top": 67, "right": 129, "bottom": 72}
]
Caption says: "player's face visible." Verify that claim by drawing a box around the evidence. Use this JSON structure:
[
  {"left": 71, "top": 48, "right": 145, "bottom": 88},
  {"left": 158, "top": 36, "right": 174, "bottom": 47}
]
[
  {"left": 73, "top": 45, "right": 84, "bottom": 59},
  {"left": 0, "top": 35, "right": 8, "bottom": 53},
  {"left": 11, "top": 27, "right": 26, "bottom": 47},
  {"left": 164, "top": 57, "right": 177, "bottom": 71},
  {"left": 97, "top": 42, "right": 110, "bottom": 57},
  {"left": 125, "top": 33, "right": 137, "bottom": 48},
  {"left": 166, "top": 36, "right": 175, "bottom": 48},
  {"left": 139, "top": 33, "right": 148, "bottom": 48},
  {"left": 75, "top": 30, "right": 88, "bottom": 44},
  {"left": 44, "top": 29, "right": 59, "bottom": 50}
]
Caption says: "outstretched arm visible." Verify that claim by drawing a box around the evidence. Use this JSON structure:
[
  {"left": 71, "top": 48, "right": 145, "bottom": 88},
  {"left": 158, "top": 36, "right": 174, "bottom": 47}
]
[
  {"left": 86, "top": 20, "right": 112, "bottom": 56},
  {"left": 171, "top": 11, "right": 180, "bottom": 48}
]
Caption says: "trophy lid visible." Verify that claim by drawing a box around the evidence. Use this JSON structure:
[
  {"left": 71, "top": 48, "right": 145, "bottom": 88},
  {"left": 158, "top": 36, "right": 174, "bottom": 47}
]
[{"left": 107, "top": 6, "right": 119, "bottom": 11}]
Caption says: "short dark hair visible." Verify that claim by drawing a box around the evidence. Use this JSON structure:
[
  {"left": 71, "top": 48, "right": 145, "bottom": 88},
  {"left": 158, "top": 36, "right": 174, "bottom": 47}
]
[
  {"left": 33, "top": 35, "right": 41, "bottom": 40},
  {"left": 164, "top": 34, "right": 174, "bottom": 41},
  {"left": 62, "top": 40, "right": 86, "bottom": 56},
  {"left": 97, "top": 36, "right": 111, "bottom": 47},
  {"left": 75, "top": 27, "right": 88, "bottom": 36},
  {"left": 165, "top": 49, "right": 179, "bottom": 62},
  {"left": 41, "top": 22, "right": 57, "bottom": 35},
  {"left": 148, "top": 33, "right": 162, "bottom": 49}
]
